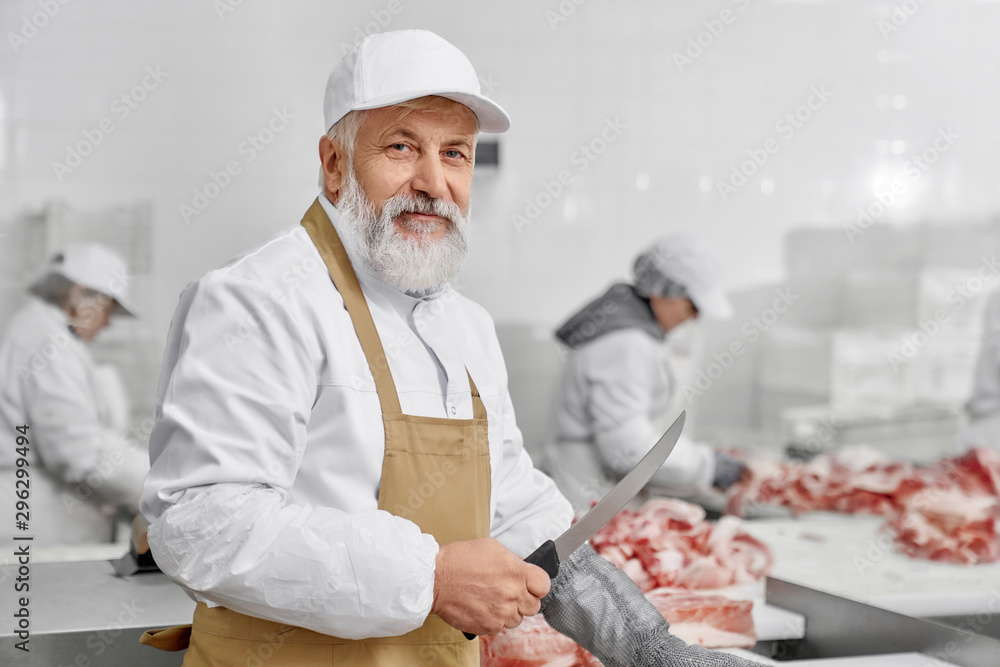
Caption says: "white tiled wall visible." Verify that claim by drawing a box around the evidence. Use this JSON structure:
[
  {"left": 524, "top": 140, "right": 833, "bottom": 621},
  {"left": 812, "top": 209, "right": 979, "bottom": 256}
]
[{"left": 2, "top": 1, "right": 999, "bottom": 427}]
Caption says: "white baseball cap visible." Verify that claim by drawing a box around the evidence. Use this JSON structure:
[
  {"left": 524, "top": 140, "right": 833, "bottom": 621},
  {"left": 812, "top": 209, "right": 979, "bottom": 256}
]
[
  {"left": 31, "top": 242, "right": 137, "bottom": 318},
  {"left": 633, "top": 235, "right": 733, "bottom": 320},
  {"left": 323, "top": 29, "right": 510, "bottom": 134}
]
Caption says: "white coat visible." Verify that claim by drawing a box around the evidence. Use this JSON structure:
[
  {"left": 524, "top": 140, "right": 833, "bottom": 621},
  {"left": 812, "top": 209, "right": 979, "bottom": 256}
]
[
  {"left": 544, "top": 328, "right": 715, "bottom": 511},
  {"left": 958, "top": 286, "right": 1000, "bottom": 452},
  {"left": 0, "top": 298, "right": 147, "bottom": 544},
  {"left": 141, "top": 195, "right": 574, "bottom": 640}
]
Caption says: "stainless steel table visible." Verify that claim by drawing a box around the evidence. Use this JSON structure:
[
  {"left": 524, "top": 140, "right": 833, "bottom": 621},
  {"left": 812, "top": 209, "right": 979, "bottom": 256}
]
[{"left": 0, "top": 559, "right": 196, "bottom": 665}]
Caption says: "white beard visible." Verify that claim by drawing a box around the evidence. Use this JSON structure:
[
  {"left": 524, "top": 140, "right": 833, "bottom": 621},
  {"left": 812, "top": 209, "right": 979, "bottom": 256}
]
[{"left": 336, "top": 168, "right": 470, "bottom": 293}]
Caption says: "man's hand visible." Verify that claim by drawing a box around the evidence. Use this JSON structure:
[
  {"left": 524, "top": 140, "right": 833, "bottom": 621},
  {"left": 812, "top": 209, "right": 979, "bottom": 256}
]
[
  {"left": 432, "top": 538, "right": 551, "bottom": 636},
  {"left": 132, "top": 514, "right": 150, "bottom": 555}
]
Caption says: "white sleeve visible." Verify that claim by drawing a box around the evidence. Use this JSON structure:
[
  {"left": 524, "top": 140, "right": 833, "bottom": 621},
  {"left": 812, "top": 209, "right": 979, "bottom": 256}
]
[
  {"left": 24, "top": 342, "right": 147, "bottom": 511},
  {"left": 490, "top": 391, "right": 574, "bottom": 558},
  {"left": 142, "top": 274, "right": 438, "bottom": 639},
  {"left": 585, "top": 335, "right": 714, "bottom": 496}
]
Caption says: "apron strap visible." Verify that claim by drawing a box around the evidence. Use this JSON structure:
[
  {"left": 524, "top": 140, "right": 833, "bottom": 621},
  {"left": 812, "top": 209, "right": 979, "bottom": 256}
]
[
  {"left": 301, "top": 199, "right": 403, "bottom": 416},
  {"left": 302, "top": 198, "right": 486, "bottom": 420},
  {"left": 468, "top": 372, "right": 487, "bottom": 421},
  {"left": 139, "top": 624, "right": 192, "bottom": 652}
]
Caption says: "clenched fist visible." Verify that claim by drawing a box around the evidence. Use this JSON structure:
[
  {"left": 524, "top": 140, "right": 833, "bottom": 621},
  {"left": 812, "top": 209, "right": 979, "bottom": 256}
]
[{"left": 432, "top": 538, "right": 551, "bottom": 636}]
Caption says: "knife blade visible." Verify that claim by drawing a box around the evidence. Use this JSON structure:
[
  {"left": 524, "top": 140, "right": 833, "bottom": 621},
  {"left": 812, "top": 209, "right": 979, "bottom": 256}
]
[
  {"left": 528, "top": 410, "right": 685, "bottom": 576},
  {"left": 462, "top": 410, "right": 685, "bottom": 639}
]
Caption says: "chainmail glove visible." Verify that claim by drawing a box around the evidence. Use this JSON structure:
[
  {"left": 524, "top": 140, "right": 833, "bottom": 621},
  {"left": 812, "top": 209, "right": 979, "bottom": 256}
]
[{"left": 540, "top": 544, "right": 761, "bottom": 666}]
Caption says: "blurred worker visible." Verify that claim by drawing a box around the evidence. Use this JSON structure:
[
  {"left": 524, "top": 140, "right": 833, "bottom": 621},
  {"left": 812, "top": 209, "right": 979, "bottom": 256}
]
[
  {"left": 0, "top": 242, "right": 148, "bottom": 544},
  {"left": 545, "top": 235, "right": 746, "bottom": 511},
  {"left": 957, "top": 286, "right": 1000, "bottom": 452}
]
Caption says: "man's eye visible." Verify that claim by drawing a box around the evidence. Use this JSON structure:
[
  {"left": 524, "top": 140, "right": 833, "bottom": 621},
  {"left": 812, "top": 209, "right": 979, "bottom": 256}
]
[
  {"left": 390, "top": 143, "right": 409, "bottom": 152},
  {"left": 445, "top": 149, "right": 465, "bottom": 159}
]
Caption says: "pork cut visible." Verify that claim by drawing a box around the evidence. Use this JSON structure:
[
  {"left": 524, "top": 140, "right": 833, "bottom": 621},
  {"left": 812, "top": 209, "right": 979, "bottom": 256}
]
[{"left": 726, "top": 446, "right": 1000, "bottom": 565}]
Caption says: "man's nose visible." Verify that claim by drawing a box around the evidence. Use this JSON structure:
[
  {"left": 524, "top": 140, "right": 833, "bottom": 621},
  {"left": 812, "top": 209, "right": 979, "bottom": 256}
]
[{"left": 409, "top": 154, "right": 448, "bottom": 201}]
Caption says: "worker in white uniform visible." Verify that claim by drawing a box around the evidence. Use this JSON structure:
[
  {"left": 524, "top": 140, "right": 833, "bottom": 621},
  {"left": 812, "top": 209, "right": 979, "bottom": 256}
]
[
  {"left": 957, "top": 286, "right": 1000, "bottom": 452},
  {"left": 0, "top": 242, "right": 147, "bottom": 545},
  {"left": 139, "top": 29, "right": 762, "bottom": 667},
  {"left": 546, "top": 236, "right": 746, "bottom": 511}
]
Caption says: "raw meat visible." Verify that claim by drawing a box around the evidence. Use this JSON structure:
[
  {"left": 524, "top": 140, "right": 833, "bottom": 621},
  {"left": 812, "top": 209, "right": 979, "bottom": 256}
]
[
  {"left": 591, "top": 498, "right": 773, "bottom": 590},
  {"left": 886, "top": 488, "right": 1000, "bottom": 565},
  {"left": 726, "top": 446, "right": 1000, "bottom": 565},
  {"left": 479, "top": 614, "right": 580, "bottom": 666},
  {"left": 480, "top": 497, "right": 770, "bottom": 665},
  {"left": 645, "top": 588, "right": 757, "bottom": 649},
  {"left": 724, "top": 445, "right": 925, "bottom": 519}
]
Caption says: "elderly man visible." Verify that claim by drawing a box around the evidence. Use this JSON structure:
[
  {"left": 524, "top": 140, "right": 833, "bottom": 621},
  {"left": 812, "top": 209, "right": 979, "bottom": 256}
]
[{"left": 141, "top": 30, "right": 758, "bottom": 666}]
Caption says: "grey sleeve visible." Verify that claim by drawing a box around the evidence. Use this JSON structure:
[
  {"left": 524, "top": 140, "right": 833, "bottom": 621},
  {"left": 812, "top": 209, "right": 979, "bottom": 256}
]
[{"left": 541, "top": 544, "right": 761, "bottom": 667}]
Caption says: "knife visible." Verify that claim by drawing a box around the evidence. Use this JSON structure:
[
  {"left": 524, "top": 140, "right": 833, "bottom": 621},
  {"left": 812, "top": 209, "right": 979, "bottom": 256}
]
[{"left": 463, "top": 410, "right": 686, "bottom": 639}]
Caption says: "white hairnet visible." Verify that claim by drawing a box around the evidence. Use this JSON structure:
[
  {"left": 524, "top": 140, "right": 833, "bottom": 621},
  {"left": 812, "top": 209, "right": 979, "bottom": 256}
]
[{"left": 633, "top": 235, "right": 732, "bottom": 320}]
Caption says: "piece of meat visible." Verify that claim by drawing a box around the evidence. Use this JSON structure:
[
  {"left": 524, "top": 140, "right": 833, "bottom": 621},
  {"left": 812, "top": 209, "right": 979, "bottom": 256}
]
[
  {"left": 593, "top": 499, "right": 773, "bottom": 591},
  {"left": 488, "top": 498, "right": 771, "bottom": 664},
  {"left": 888, "top": 488, "right": 1000, "bottom": 565},
  {"left": 645, "top": 587, "right": 756, "bottom": 649},
  {"left": 725, "top": 445, "right": 925, "bottom": 519},
  {"left": 480, "top": 614, "right": 581, "bottom": 667},
  {"left": 727, "top": 447, "right": 1000, "bottom": 565}
]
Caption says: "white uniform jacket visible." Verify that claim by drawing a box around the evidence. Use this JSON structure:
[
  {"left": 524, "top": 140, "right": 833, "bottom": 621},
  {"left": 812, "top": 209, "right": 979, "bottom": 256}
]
[
  {"left": 0, "top": 298, "right": 146, "bottom": 544},
  {"left": 545, "top": 328, "right": 715, "bottom": 510},
  {"left": 141, "top": 195, "right": 573, "bottom": 640}
]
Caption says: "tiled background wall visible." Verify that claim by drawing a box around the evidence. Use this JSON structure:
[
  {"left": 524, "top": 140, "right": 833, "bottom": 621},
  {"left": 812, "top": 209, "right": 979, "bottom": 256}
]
[{"left": 2, "top": 0, "right": 999, "bottom": 448}]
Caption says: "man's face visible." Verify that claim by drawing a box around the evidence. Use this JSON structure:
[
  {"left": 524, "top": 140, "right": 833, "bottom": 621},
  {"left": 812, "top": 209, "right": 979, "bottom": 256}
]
[
  {"left": 324, "top": 102, "right": 479, "bottom": 291},
  {"left": 650, "top": 296, "right": 698, "bottom": 333},
  {"left": 351, "top": 104, "right": 477, "bottom": 242},
  {"left": 66, "top": 285, "right": 115, "bottom": 342}
]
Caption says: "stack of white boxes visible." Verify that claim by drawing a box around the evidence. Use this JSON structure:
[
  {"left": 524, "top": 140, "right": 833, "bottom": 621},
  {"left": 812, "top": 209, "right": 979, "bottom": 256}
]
[{"left": 693, "top": 219, "right": 1000, "bottom": 462}]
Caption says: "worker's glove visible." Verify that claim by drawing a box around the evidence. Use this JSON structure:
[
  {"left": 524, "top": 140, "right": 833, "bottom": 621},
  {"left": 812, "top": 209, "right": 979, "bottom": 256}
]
[
  {"left": 712, "top": 452, "right": 748, "bottom": 490},
  {"left": 540, "top": 544, "right": 760, "bottom": 666}
]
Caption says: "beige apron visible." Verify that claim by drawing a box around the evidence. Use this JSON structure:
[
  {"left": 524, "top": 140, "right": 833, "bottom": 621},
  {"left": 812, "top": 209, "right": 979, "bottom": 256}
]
[{"left": 141, "top": 199, "right": 491, "bottom": 666}]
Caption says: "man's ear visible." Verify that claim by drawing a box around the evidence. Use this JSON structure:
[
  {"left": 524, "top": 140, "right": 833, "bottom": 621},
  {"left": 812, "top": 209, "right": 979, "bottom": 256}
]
[{"left": 318, "top": 135, "right": 348, "bottom": 203}]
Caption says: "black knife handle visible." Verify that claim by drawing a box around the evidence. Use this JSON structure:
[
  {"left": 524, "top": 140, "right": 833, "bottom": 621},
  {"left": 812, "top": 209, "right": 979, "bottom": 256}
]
[
  {"left": 525, "top": 539, "right": 560, "bottom": 579},
  {"left": 462, "top": 540, "right": 561, "bottom": 640}
]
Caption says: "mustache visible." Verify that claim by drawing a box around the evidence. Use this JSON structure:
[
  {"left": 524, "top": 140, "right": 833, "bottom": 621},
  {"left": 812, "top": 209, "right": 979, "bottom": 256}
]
[{"left": 380, "top": 193, "right": 462, "bottom": 227}]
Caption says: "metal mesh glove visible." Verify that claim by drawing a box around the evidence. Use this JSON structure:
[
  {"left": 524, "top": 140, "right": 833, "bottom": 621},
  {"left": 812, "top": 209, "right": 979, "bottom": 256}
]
[{"left": 540, "top": 544, "right": 760, "bottom": 667}]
